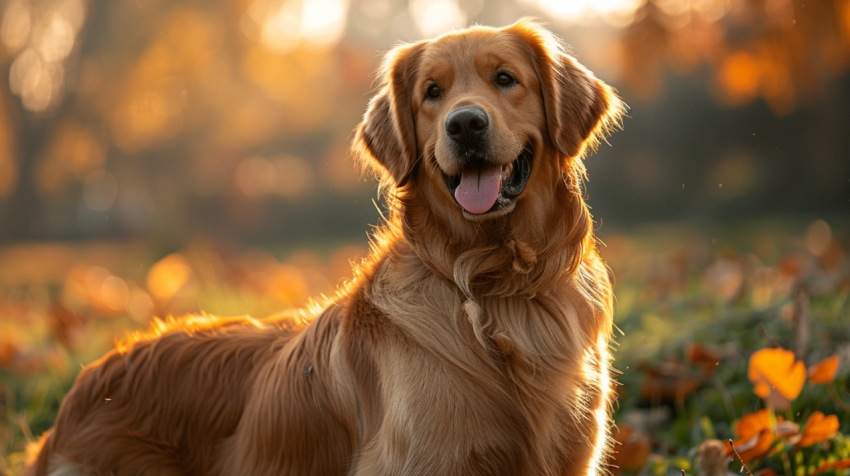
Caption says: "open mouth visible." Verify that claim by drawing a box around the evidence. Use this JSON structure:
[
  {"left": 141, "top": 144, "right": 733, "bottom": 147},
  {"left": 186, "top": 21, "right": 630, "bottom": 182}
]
[{"left": 441, "top": 144, "right": 533, "bottom": 216}]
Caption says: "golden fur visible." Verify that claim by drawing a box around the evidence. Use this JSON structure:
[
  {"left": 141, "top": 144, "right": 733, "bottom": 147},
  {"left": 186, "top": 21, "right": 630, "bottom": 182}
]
[{"left": 25, "top": 19, "right": 624, "bottom": 476}]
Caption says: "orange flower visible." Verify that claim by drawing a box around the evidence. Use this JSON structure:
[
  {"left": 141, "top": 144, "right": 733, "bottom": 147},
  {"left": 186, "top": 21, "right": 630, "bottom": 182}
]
[
  {"left": 736, "top": 410, "right": 771, "bottom": 441},
  {"left": 735, "top": 410, "right": 799, "bottom": 444},
  {"left": 748, "top": 348, "right": 805, "bottom": 410},
  {"left": 731, "top": 430, "right": 775, "bottom": 463},
  {"left": 797, "top": 412, "right": 839, "bottom": 448},
  {"left": 808, "top": 355, "right": 839, "bottom": 384}
]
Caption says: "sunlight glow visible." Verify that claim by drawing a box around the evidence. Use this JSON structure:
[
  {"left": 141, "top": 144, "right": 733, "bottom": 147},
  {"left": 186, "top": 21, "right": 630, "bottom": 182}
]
[
  {"left": 247, "top": 0, "right": 349, "bottom": 54},
  {"left": 586, "top": 334, "right": 613, "bottom": 476},
  {"left": 523, "top": 0, "right": 642, "bottom": 27},
  {"left": 2, "top": 0, "right": 86, "bottom": 112},
  {"left": 409, "top": 0, "right": 466, "bottom": 37},
  {"left": 523, "top": 0, "right": 732, "bottom": 28},
  {"left": 0, "top": 1, "right": 31, "bottom": 54},
  {"left": 147, "top": 253, "right": 194, "bottom": 304},
  {"left": 300, "top": 0, "right": 348, "bottom": 45}
]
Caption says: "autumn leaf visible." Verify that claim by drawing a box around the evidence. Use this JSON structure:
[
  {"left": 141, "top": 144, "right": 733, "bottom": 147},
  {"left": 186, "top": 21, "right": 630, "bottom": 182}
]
[
  {"left": 811, "top": 458, "right": 850, "bottom": 476},
  {"left": 697, "top": 439, "right": 730, "bottom": 476},
  {"left": 0, "top": 333, "right": 19, "bottom": 368},
  {"left": 808, "top": 355, "right": 839, "bottom": 384},
  {"left": 48, "top": 300, "right": 87, "bottom": 349},
  {"left": 639, "top": 358, "right": 708, "bottom": 403},
  {"left": 609, "top": 424, "right": 651, "bottom": 475},
  {"left": 796, "top": 412, "right": 839, "bottom": 448},
  {"left": 687, "top": 342, "right": 721, "bottom": 370},
  {"left": 774, "top": 419, "right": 800, "bottom": 438},
  {"left": 748, "top": 348, "right": 806, "bottom": 410}
]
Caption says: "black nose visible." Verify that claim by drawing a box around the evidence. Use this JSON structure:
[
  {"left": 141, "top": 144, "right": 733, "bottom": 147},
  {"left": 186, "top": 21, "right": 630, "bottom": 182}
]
[{"left": 445, "top": 107, "right": 489, "bottom": 147}]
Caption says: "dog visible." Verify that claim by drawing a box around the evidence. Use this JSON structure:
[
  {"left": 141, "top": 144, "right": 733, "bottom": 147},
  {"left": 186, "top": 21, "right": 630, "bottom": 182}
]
[{"left": 25, "top": 18, "right": 624, "bottom": 476}]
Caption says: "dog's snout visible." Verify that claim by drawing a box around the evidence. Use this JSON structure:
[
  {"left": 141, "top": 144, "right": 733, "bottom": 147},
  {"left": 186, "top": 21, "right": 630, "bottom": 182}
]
[{"left": 445, "top": 107, "right": 489, "bottom": 147}]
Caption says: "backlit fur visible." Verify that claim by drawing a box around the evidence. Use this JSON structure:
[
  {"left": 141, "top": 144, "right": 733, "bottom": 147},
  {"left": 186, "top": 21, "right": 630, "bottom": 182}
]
[{"left": 25, "top": 19, "right": 624, "bottom": 476}]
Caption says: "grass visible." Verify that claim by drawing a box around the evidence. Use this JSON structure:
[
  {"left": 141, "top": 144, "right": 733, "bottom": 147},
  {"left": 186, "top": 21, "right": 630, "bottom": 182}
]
[{"left": 1, "top": 219, "right": 848, "bottom": 475}]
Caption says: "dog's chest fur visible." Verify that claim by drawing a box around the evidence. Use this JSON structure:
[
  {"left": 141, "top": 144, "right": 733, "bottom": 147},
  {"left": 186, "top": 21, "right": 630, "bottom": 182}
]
[{"left": 346, "top": 251, "right": 608, "bottom": 476}]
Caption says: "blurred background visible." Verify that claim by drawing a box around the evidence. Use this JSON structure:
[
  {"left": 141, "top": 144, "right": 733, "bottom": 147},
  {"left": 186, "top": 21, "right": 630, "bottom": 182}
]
[{"left": 1, "top": 0, "right": 849, "bottom": 473}]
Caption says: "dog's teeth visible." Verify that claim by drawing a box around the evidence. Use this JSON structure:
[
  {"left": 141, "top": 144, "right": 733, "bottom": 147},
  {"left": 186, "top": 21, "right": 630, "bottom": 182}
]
[{"left": 502, "top": 162, "right": 513, "bottom": 180}]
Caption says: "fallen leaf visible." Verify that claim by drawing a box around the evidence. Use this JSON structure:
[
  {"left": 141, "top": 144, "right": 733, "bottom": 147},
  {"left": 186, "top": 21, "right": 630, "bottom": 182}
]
[
  {"left": 797, "top": 412, "right": 839, "bottom": 448},
  {"left": 0, "top": 334, "right": 18, "bottom": 367},
  {"left": 808, "top": 355, "right": 839, "bottom": 384},
  {"left": 609, "top": 424, "right": 651, "bottom": 475},
  {"left": 697, "top": 439, "right": 730, "bottom": 476},
  {"left": 811, "top": 458, "right": 850, "bottom": 476},
  {"left": 639, "top": 358, "right": 708, "bottom": 404},
  {"left": 748, "top": 348, "right": 805, "bottom": 410},
  {"left": 48, "top": 300, "right": 87, "bottom": 349},
  {"left": 774, "top": 419, "right": 800, "bottom": 438},
  {"left": 687, "top": 343, "right": 721, "bottom": 370}
]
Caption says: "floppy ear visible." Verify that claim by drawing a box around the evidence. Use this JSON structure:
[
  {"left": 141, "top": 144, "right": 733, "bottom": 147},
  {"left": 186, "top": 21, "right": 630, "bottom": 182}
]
[
  {"left": 353, "top": 42, "right": 426, "bottom": 188},
  {"left": 507, "top": 20, "right": 625, "bottom": 159}
]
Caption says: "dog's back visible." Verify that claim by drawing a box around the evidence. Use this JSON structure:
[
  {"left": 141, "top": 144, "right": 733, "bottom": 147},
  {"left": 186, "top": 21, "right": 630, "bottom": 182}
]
[{"left": 25, "top": 314, "right": 300, "bottom": 476}]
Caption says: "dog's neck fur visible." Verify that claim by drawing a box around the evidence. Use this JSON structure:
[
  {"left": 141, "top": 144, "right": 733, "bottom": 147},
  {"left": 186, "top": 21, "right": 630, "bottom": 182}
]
[
  {"left": 353, "top": 205, "right": 614, "bottom": 475},
  {"left": 341, "top": 160, "right": 616, "bottom": 474},
  {"left": 354, "top": 173, "right": 613, "bottom": 426}
]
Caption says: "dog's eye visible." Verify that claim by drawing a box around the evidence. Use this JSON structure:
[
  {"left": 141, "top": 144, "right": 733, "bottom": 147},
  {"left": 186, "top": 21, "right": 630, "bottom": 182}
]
[
  {"left": 426, "top": 84, "right": 442, "bottom": 100},
  {"left": 495, "top": 72, "right": 515, "bottom": 87}
]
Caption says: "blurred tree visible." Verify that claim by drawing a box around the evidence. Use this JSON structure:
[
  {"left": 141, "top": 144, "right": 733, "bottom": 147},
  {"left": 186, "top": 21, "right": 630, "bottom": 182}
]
[{"left": 0, "top": 0, "right": 848, "bottom": 242}]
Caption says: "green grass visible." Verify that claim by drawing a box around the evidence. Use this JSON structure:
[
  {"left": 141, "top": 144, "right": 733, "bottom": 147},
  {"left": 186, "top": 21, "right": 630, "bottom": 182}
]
[{"left": 2, "top": 221, "right": 848, "bottom": 475}]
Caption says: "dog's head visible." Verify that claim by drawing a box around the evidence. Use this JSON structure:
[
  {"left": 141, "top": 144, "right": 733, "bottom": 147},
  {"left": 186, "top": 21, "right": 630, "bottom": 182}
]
[{"left": 353, "top": 19, "right": 624, "bottom": 259}]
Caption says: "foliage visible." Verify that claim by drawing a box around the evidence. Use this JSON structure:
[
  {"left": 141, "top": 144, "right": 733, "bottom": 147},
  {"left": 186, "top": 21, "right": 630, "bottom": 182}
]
[
  {"left": 607, "top": 220, "right": 849, "bottom": 476},
  {"left": 1, "top": 220, "right": 848, "bottom": 476}
]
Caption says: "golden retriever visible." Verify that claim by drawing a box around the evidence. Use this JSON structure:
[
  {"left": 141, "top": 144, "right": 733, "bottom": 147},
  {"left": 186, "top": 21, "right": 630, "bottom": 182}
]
[{"left": 25, "top": 19, "right": 624, "bottom": 476}]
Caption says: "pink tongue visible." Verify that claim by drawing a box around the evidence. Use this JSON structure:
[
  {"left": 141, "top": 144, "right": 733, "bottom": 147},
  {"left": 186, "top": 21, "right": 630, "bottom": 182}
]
[{"left": 454, "top": 167, "right": 502, "bottom": 214}]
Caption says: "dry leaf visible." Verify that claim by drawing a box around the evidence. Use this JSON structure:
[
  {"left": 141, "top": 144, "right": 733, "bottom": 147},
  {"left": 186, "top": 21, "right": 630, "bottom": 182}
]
[
  {"left": 697, "top": 439, "right": 730, "bottom": 476},
  {"left": 811, "top": 458, "right": 850, "bottom": 476},
  {"left": 48, "top": 300, "right": 87, "bottom": 349},
  {"left": 0, "top": 334, "right": 19, "bottom": 367},
  {"left": 609, "top": 424, "right": 651, "bottom": 475},
  {"left": 639, "top": 358, "right": 708, "bottom": 403},
  {"left": 687, "top": 343, "right": 721, "bottom": 370},
  {"left": 774, "top": 419, "right": 800, "bottom": 438}
]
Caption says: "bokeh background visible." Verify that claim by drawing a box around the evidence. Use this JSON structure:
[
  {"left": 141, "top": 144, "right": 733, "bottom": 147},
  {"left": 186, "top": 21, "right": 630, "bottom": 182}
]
[{"left": 1, "top": 0, "right": 849, "bottom": 473}]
